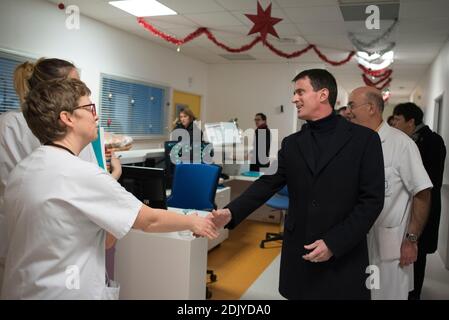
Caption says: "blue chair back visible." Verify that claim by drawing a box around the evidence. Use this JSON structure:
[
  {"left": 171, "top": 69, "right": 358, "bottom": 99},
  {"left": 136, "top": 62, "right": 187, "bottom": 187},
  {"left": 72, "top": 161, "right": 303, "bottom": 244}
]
[
  {"left": 167, "top": 163, "right": 222, "bottom": 211},
  {"left": 266, "top": 185, "right": 289, "bottom": 210}
]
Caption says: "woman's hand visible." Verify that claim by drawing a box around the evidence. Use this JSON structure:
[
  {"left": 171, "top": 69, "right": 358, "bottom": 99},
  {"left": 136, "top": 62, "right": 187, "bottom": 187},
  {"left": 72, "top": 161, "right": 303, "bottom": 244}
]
[
  {"left": 189, "top": 213, "right": 219, "bottom": 240},
  {"left": 110, "top": 151, "right": 122, "bottom": 180}
]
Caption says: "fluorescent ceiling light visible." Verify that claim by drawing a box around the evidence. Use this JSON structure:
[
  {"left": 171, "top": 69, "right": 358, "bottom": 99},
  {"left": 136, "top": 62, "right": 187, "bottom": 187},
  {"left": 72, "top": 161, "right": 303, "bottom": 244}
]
[{"left": 109, "top": 0, "right": 177, "bottom": 17}]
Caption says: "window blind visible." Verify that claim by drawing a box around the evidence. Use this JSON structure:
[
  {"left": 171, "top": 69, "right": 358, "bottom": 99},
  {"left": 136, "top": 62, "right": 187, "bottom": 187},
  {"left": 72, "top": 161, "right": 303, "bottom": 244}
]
[
  {"left": 0, "top": 53, "right": 28, "bottom": 114},
  {"left": 100, "top": 75, "right": 168, "bottom": 137}
]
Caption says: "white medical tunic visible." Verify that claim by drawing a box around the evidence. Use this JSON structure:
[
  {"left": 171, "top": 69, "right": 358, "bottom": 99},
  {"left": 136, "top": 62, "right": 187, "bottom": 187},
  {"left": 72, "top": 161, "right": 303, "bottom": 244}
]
[
  {"left": 368, "top": 122, "right": 432, "bottom": 300},
  {"left": 0, "top": 112, "right": 96, "bottom": 263},
  {"left": 1, "top": 146, "right": 141, "bottom": 299}
]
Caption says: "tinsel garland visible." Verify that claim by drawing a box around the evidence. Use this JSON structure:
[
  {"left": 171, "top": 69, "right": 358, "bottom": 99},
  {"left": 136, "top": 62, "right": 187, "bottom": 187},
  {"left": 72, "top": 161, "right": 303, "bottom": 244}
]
[
  {"left": 348, "top": 19, "right": 398, "bottom": 49},
  {"left": 137, "top": 18, "right": 355, "bottom": 65}
]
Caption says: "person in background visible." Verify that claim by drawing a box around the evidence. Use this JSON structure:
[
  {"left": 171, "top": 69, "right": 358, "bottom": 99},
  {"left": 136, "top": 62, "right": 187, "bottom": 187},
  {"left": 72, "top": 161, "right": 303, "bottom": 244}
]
[
  {"left": 170, "top": 107, "right": 206, "bottom": 168},
  {"left": 250, "top": 112, "right": 271, "bottom": 172},
  {"left": 387, "top": 115, "right": 395, "bottom": 126},
  {"left": 209, "top": 69, "right": 385, "bottom": 299},
  {"left": 0, "top": 58, "right": 121, "bottom": 294},
  {"left": 393, "top": 102, "right": 446, "bottom": 300},
  {"left": 336, "top": 106, "right": 352, "bottom": 121},
  {"left": 348, "top": 87, "right": 432, "bottom": 300},
  {"left": 1, "top": 79, "right": 218, "bottom": 299},
  {"left": 172, "top": 107, "right": 203, "bottom": 145}
]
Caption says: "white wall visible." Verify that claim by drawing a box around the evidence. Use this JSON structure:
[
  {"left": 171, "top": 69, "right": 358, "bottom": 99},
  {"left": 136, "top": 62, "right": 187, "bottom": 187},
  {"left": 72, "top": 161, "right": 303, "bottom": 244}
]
[
  {"left": 411, "top": 39, "right": 449, "bottom": 267},
  {"left": 0, "top": 0, "right": 209, "bottom": 149},
  {"left": 207, "top": 63, "right": 346, "bottom": 152}
]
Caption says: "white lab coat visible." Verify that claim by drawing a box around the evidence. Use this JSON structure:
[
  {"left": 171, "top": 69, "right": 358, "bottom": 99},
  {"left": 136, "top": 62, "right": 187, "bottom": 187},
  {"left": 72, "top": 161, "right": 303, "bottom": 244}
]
[
  {"left": 0, "top": 111, "right": 98, "bottom": 295},
  {"left": 1, "top": 146, "right": 141, "bottom": 299},
  {"left": 368, "top": 122, "right": 432, "bottom": 300}
]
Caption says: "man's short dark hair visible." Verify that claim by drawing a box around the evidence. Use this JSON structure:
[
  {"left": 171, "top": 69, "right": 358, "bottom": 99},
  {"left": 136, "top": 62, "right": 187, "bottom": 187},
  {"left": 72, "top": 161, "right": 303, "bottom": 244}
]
[
  {"left": 393, "top": 102, "right": 424, "bottom": 125},
  {"left": 255, "top": 113, "right": 267, "bottom": 121},
  {"left": 292, "top": 69, "right": 338, "bottom": 108},
  {"left": 387, "top": 115, "right": 394, "bottom": 125}
]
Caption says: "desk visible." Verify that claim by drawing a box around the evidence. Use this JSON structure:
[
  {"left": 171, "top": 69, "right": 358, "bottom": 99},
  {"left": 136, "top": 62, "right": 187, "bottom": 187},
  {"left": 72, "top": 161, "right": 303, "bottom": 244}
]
[
  {"left": 114, "top": 208, "right": 209, "bottom": 300},
  {"left": 116, "top": 148, "right": 164, "bottom": 165},
  {"left": 223, "top": 174, "right": 281, "bottom": 224}
]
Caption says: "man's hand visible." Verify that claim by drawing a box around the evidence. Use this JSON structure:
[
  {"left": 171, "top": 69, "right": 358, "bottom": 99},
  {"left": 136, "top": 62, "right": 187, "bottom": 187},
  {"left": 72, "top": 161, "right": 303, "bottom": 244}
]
[
  {"left": 399, "top": 239, "right": 417, "bottom": 267},
  {"left": 302, "top": 240, "right": 333, "bottom": 263},
  {"left": 207, "top": 209, "right": 232, "bottom": 229}
]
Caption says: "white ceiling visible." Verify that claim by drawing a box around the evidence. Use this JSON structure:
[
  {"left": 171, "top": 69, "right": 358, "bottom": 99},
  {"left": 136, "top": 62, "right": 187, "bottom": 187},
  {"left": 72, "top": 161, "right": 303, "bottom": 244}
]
[{"left": 48, "top": 0, "right": 449, "bottom": 103}]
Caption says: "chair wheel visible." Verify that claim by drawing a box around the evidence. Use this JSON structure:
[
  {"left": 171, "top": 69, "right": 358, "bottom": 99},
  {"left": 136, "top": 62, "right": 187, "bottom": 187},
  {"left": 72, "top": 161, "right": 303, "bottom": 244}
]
[{"left": 210, "top": 274, "right": 217, "bottom": 282}]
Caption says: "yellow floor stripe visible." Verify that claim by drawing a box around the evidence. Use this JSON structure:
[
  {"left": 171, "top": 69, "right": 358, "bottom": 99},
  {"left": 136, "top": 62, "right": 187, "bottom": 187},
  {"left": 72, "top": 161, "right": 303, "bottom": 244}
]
[{"left": 207, "top": 220, "right": 282, "bottom": 300}]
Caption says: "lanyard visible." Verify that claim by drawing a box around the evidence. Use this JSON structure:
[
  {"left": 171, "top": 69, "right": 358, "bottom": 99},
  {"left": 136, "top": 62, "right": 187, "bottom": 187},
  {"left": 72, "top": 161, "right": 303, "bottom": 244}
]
[{"left": 44, "top": 142, "right": 75, "bottom": 156}]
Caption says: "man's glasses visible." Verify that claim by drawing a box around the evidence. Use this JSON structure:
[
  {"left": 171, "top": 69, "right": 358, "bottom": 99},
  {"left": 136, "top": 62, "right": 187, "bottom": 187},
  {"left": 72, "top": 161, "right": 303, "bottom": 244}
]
[
  {"left": 75, "top": 103, "right": 96, "bottom": 116},
  {"left": 347, "top": 102, "right": 371, "bottom": 111}
]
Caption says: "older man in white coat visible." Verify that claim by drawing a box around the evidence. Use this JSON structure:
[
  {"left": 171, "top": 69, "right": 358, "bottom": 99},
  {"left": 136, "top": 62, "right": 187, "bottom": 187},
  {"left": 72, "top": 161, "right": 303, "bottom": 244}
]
[{"left": 348, "top": 86, "right": 432, "bottom": 299}]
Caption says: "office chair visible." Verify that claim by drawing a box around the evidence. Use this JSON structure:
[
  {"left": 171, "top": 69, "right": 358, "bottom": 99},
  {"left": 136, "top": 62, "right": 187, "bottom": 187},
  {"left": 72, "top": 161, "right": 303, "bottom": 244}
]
[
  {"left": 260, "top": 186, "right": 289, "bottom": 248},
  {"left": 167, "top": 163, "right": 222, "bottom": 299}
]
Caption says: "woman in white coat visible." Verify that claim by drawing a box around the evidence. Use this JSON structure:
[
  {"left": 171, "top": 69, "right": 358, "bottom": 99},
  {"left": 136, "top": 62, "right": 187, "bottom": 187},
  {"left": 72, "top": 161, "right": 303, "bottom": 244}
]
[
  {"left": 0, "top": 58, "right": 121, "bottom": 292},
  {"left": 1, "top": 79, "right": 218, "bottom": 299}
]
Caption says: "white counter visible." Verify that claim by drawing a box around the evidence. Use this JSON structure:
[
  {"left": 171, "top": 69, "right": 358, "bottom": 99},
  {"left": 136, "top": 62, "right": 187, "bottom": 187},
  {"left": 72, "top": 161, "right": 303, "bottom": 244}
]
[
  {"left": 116, "top": 148, "right": 164, "bottom": 165},
  {"left": 114, "top": 208, "right": 210, "bottom": 300}
]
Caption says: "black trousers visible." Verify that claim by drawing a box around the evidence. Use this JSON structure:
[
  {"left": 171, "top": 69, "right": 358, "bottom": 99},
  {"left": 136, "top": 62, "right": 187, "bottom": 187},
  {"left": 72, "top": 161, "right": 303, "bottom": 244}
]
[{"left": 408, "top": 246, "right": 427, "bottom": 300}]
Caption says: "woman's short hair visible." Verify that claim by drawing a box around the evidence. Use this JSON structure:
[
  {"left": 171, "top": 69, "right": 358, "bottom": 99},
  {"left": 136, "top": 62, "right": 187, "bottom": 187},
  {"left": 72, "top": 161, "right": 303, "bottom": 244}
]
[
  {"left": 22, "top": 79, "right": 91, "bottom": 144},
  {"left": 14, "top": 58, "right": 76, "bottom": 103}
]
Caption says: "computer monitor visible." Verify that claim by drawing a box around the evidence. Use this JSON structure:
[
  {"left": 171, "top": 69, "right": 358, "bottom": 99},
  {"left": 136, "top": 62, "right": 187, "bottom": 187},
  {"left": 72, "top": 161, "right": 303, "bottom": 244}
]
[
  {"left": 204, "top": 122, "right": 241, "bottom": 146},
  {"left": 118, "top": 165, "right": 167, "bottom": 209},
  {"left": 164, "top": 141, "right": 214, "bottom": 188}
]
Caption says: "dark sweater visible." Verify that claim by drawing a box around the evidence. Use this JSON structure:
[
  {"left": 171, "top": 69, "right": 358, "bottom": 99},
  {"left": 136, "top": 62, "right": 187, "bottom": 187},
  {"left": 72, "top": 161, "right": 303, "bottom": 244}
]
[{"left": 307, "top": 112, "right": 338, "bottom": 170}]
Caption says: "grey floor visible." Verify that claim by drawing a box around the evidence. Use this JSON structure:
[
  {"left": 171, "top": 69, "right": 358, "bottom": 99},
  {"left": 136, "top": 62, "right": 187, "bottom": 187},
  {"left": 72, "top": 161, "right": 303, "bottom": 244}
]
[{"left": 241, "top": 252, "right": 449, "bottom": 300}]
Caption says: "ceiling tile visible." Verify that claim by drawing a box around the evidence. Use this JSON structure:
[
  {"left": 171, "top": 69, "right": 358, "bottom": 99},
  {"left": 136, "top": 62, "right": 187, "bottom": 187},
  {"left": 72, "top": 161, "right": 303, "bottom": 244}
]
[
  {"left": 274, "top": 0, "right": 338, "bottom": 7},
  {"left": 296, "top": 21, "right": 348, "bottom": 36},
  {"left": 215, "top": 0, "right": 279, "bottom": 11},
  {"left": 157, "top": 0, "right": 224, "bottom": 14},
  {"left": 284, "top": 5, "right": 345, "bottom": 23},
  {"left": 184, "top": 12, "right": 244, "bottom": 28},
  {"left": 399, "top": 0, "right": 449, "bottom": 19}
]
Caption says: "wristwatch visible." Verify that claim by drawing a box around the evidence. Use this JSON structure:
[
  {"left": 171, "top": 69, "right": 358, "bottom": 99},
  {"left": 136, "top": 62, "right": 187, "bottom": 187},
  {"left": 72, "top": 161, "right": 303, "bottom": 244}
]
[{"left": 406, "top": 233, "right": 418, "bottom": 243}]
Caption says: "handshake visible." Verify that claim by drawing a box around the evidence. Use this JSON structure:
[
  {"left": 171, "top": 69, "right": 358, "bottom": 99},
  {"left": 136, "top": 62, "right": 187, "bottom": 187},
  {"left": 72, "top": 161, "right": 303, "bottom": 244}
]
[{"left": 188, "top": 209, "right": 232, "bottom": 240}]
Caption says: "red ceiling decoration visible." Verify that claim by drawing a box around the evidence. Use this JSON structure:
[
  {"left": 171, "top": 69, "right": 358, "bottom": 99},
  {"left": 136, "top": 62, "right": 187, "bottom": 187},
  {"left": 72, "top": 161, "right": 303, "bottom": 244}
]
[
  {"left": 136, "top": 2, "right": 355, "bottom": 65},
  {"left": 244, "top": 2, "right": 282, "bottom": 42}
]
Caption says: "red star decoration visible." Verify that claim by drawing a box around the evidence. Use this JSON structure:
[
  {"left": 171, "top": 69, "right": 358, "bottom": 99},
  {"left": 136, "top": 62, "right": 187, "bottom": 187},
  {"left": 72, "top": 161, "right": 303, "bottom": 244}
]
[{"left": 245, "top": 2, "right": 283, "bottom": 42}]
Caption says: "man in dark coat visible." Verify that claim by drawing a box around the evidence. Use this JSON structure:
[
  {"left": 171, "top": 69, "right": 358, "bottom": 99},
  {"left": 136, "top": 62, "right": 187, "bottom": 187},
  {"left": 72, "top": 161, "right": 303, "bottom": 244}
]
[
  {"left": 393, "top": 102, "right": 447, "bottom": 300},
  {"left": 209, "top": 69, "right": 385, "bottom": 299}
]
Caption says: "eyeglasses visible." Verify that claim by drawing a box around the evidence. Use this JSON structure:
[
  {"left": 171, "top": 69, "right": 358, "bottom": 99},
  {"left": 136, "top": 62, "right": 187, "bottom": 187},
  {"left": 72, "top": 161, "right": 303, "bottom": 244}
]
[
  {"left": 74, "top": 103, "right": 96, "bottom": 116},
  {"left": 347, "top": 102, "right": 371, "bottom": 111}
]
